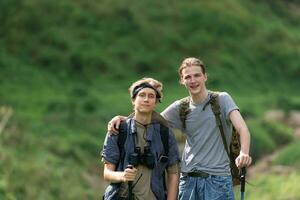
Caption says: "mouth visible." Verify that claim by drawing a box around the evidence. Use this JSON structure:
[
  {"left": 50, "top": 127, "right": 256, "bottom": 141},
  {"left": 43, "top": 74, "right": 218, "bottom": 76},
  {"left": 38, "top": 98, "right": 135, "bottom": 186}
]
[{"left": 189, "top": 84, "right": 199, "bottom": 90}]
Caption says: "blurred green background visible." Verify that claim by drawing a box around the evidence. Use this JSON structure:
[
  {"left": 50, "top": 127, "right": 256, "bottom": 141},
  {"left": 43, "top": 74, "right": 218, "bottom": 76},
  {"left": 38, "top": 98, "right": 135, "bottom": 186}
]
[{"left": 1, "top": 0, "right": 300, "bottom": 199}]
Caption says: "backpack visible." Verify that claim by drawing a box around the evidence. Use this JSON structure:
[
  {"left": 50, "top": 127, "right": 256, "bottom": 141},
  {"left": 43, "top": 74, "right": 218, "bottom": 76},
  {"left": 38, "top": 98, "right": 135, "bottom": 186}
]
[{"left": 179, "top": 92, "right": 241, "bottom": 186}]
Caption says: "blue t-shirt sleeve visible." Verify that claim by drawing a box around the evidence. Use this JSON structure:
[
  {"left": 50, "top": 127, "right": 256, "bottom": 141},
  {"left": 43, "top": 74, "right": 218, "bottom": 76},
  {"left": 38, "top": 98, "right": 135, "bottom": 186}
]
[{"left": 101, "top": 133, "right": 120, "bottom": 165}]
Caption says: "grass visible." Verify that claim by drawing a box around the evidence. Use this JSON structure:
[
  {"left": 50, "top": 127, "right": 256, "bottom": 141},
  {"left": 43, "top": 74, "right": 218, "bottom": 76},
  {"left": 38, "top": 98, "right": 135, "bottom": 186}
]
[{"left": 237, "top": 171, "right": 300, "bottom": 200}]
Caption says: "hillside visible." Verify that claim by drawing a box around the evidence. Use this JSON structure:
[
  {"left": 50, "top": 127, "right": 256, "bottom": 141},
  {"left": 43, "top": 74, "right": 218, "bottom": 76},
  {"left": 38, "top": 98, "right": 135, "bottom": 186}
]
[{"left": 1, "top": 0, "right": 300, "bottom": 199}]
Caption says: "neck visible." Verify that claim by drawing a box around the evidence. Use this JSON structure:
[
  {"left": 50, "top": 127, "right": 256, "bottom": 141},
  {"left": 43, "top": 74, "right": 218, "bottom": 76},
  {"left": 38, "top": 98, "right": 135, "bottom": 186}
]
[
  {"left": 190, "top": 88, "right": 208, "bottom": 104},
  {"left": 134, "top": 111, "right": 152, "bottom": 125}
]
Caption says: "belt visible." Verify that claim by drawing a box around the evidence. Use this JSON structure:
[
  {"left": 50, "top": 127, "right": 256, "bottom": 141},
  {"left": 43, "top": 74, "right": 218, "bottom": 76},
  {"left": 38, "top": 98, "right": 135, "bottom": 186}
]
[{"left": 184, "top": 171, "right": 210, "bottom": 178}]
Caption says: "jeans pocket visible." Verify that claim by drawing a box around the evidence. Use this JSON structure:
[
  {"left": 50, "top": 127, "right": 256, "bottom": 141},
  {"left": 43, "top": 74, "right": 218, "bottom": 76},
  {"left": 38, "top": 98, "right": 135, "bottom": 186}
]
[{"left": 210, "top": 175, "right": 232, "bottom": 193}]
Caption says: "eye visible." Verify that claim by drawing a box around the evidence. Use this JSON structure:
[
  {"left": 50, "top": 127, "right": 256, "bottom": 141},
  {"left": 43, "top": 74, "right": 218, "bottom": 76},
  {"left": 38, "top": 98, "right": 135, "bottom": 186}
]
[
  {"left": 138, "top": 93, "right": 146, "bottom": 97},
  {"left": 183, "top": 75, "right": 191, "bottom": 80},
  {"left": 194, "top": 73, "right": 202, "bottom": 78},
  {"left": 148, "top": 94, "right": 155, "bottom": 99}
]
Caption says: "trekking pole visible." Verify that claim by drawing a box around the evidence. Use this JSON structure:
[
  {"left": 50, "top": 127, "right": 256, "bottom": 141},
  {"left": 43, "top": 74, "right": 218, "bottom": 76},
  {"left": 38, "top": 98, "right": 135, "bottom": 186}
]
[
  {"left": 127, "top": 165, "right": 134, "bottom": 200},
  {"left": 240, "top": 167, "right": 246, "bottom": 200}
]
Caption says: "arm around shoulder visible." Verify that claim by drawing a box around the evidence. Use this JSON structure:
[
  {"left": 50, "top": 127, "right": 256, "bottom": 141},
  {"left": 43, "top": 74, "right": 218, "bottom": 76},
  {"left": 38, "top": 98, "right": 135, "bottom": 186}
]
[{"left": 107, "top": 115, "right": 127, "bottom": 133}]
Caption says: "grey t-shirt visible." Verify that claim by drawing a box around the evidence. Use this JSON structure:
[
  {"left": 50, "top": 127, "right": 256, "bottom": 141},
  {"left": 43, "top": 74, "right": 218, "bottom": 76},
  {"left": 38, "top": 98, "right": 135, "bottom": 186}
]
[{"left": 161, "top": 91, "right": 238, "bottom": 175}]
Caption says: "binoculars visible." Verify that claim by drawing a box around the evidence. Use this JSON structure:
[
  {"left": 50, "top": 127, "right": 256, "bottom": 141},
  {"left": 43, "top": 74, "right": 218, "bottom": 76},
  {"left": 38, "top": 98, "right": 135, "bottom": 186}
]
[{"left": 128, "top": 146, "right": 155, "bottom": 169}]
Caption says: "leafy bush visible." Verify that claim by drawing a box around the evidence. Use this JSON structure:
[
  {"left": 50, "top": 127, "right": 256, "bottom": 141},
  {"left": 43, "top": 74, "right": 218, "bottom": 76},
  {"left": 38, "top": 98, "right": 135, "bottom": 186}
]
[
  {"left": 273, "top": 142, "right": 300, "bottom": 168},
  {"left": 247, "top": 119, "right": 276, "bottom": 162},
  {"left": 275, "top": 95, "right": 300, "bottom": 112},
  {"left": 262, "top": 120, "right": 294, "bottom": 146}
]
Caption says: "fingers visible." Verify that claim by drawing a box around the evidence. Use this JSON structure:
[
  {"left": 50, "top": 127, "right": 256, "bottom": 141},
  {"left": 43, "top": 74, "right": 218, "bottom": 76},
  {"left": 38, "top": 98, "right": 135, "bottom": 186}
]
[
  {"left": 115, "top": 119, "right": 120, "bottom": 132},
  {"left": 107, "top": 122, "right": 113, "bottom": 133},
  {"left": 235, "top": 154, "right": 252, "bottom": 168},
  {"left": 107, "top": 116, "right": 123, "bottom": 133},
  {"left": 123, "top": 167, "right": 138, "bottom": 182}
]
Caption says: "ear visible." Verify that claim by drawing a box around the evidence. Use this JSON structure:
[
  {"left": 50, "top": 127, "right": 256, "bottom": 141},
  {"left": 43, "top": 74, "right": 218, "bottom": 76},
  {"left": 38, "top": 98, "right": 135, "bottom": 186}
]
[
  {"left": 131, "top": 98, "right": 135, "bottom": 106},
  {"left": 204, "top": 73, "right": 208, "bottom": 82},
  {"left": 179, "top": 76, "right": 184, "bottom": 85}
]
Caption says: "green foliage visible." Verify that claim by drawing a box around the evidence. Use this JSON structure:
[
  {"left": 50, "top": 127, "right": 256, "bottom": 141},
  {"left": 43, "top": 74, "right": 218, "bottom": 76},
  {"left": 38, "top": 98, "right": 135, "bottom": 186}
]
[
  {"left": 1, "top": 0, "right": 300, "bottom": 199},
  {"left": 247, "top": 119, "right": 276, "bottom": 161},
  {"left": 247, "top": 118, "right": 295, "bottom": 162},
  {"left": 262, "top": 120, "right": 294, "bottom": 146},
  {"left": 238, "top": 172, "right": 300, "bottom": 200},
  {"left": 1, "top": 0, "right": 300, "bottom": 88},
  {"left": 274, "top": 95, "right": 300, "bottom": 113},
  {"left": 274, "top": 142, "right": 300, "bottom": 167}
]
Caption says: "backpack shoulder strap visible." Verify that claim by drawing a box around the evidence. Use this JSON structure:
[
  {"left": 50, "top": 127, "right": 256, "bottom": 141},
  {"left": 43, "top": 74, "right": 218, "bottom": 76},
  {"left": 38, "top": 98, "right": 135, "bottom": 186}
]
[
  {"left": 159, "top": 124, "right": 169, "bottom": 156},
  {"left": 117, "top": 121, "right": 128, "bottom": 168},
  {"left": 179, "top": 96, "right": 191, "bottom": 129},
  {"left": 159, "top": 123, "right": 169, "bottom": 197},
  {"left": 209, "top": 92, "right": 230, "bottom": 158}
]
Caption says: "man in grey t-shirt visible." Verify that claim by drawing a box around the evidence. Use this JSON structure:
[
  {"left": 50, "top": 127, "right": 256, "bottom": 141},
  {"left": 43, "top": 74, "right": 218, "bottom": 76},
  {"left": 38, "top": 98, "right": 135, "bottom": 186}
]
[
  {"left": 108, "top": 57, "right": 252, "bottom": 200},
  {"left": 161, "top": 91, "right": 238, "bottom": 176}
]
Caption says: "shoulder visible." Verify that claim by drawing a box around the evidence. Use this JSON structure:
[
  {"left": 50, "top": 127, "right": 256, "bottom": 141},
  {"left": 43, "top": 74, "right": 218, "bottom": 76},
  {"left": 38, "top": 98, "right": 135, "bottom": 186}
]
[
  {"left": 170, "top": 99, "right": 182, "bottom": 108},
  {"left": 171, "top": 97, "right": 190, "bottom": 110},
  {"left": 210, "top": 91, "right": 230, "bottom": 97},
  {"left": 162, "top": 99, "right": 182, "bottom": 114},
  {"left": 210, "top": 91, "right": 236, "bottom": 107},
  {"left": 212, "top": 91, "right": 232, "bottom": 101}
]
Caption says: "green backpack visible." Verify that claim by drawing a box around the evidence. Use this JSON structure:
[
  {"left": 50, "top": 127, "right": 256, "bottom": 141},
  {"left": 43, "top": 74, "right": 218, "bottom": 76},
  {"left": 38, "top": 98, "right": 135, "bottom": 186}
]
[{"left": 179, "top": 92, "right": 241, "bottom": 186}]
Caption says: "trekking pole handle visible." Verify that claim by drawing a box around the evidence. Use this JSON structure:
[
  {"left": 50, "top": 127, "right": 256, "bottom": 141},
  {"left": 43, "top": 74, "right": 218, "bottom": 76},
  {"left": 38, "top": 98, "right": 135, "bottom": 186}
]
[{"left": 240, "top": 167, "right": 246, "bottom": 192}]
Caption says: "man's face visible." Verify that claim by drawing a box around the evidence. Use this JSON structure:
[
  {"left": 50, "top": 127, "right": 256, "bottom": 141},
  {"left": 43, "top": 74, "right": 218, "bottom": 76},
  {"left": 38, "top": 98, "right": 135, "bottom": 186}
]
[
  {"left": 132, "top": 88, "right": 157, "bottom": 114},
  {"left": 180, "top": 66, "right": 207, "bottom": 96}
]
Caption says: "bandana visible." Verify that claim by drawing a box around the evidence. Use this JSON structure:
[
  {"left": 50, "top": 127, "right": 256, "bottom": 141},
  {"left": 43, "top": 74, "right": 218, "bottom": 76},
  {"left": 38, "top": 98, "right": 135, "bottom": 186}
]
[{"left": 132, "top": 82, "right": 161, "bottom": 102}]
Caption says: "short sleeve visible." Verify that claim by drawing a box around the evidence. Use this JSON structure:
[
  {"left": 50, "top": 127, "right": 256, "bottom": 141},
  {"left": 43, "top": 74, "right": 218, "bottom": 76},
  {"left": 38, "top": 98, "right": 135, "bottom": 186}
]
[
  {"left": 167, "top": 163, "right": 179, "bottom": 174},
  {"left": 161, "top": 101, "right": 183, "bottom": 130},
  {"left": 101, "top": 133, "right": 121, "bottom": 165},
  {"left": 167, "top": 128, "right": 180, "bottom": 167},
  {"left": 219, "top": 92, "right": 239, "bottom": 120}
]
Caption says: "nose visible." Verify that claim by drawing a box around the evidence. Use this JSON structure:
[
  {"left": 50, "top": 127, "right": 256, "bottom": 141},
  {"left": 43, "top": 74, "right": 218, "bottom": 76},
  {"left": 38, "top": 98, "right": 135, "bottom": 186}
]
[
  {"left": 144, "top": 95, "right": 149, "bottom": 101},
  {"left": 190, "top": 76, "right": 196, "bottom": 83}
]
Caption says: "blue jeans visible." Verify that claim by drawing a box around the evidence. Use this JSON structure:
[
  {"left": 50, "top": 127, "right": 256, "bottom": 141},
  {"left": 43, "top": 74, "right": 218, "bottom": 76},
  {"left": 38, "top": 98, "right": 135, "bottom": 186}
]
[{"left": 178, "top": 174, "right": 234, "bottom": 200}]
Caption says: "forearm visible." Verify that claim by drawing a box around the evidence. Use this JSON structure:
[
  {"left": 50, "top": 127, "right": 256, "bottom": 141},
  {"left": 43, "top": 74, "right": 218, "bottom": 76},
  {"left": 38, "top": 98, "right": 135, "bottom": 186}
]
[
  {"left": 238, "top": 126, "right": 251, "bottom": 155},
  {"left": 167, "top": 173, "right": 178, "bottom": 200},
  {"left": 103, "top": 168, "right": 125, "bottom": 183}
]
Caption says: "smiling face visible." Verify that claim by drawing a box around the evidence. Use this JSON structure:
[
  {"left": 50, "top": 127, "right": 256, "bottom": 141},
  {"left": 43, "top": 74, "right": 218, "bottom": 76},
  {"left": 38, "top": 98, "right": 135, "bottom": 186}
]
[
  {"left": 180, "top": 65, "right": 207, "bottom": 97},
  {"left": 132, "top": 87, "right": 157, "bottom": 114}
]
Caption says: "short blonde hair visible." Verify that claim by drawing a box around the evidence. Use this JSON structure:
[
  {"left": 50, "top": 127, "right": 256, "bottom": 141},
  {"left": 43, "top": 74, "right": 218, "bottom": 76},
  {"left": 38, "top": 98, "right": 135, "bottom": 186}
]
[
  {"left": 178, "top": 57, "right": 206, "bottom": 77},
  {"left": 129, "top": 77, "right": 163, "bottom": 101}
]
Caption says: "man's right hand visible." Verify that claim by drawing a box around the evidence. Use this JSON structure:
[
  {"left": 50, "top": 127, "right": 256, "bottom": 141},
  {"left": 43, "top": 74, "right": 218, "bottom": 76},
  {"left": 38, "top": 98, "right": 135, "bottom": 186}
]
[
  {"left": 107, "top": 115, "right": 127, "bottom": 134},
  {"left": 121, "top": 166, "right": 138, "bottom": 182}
]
